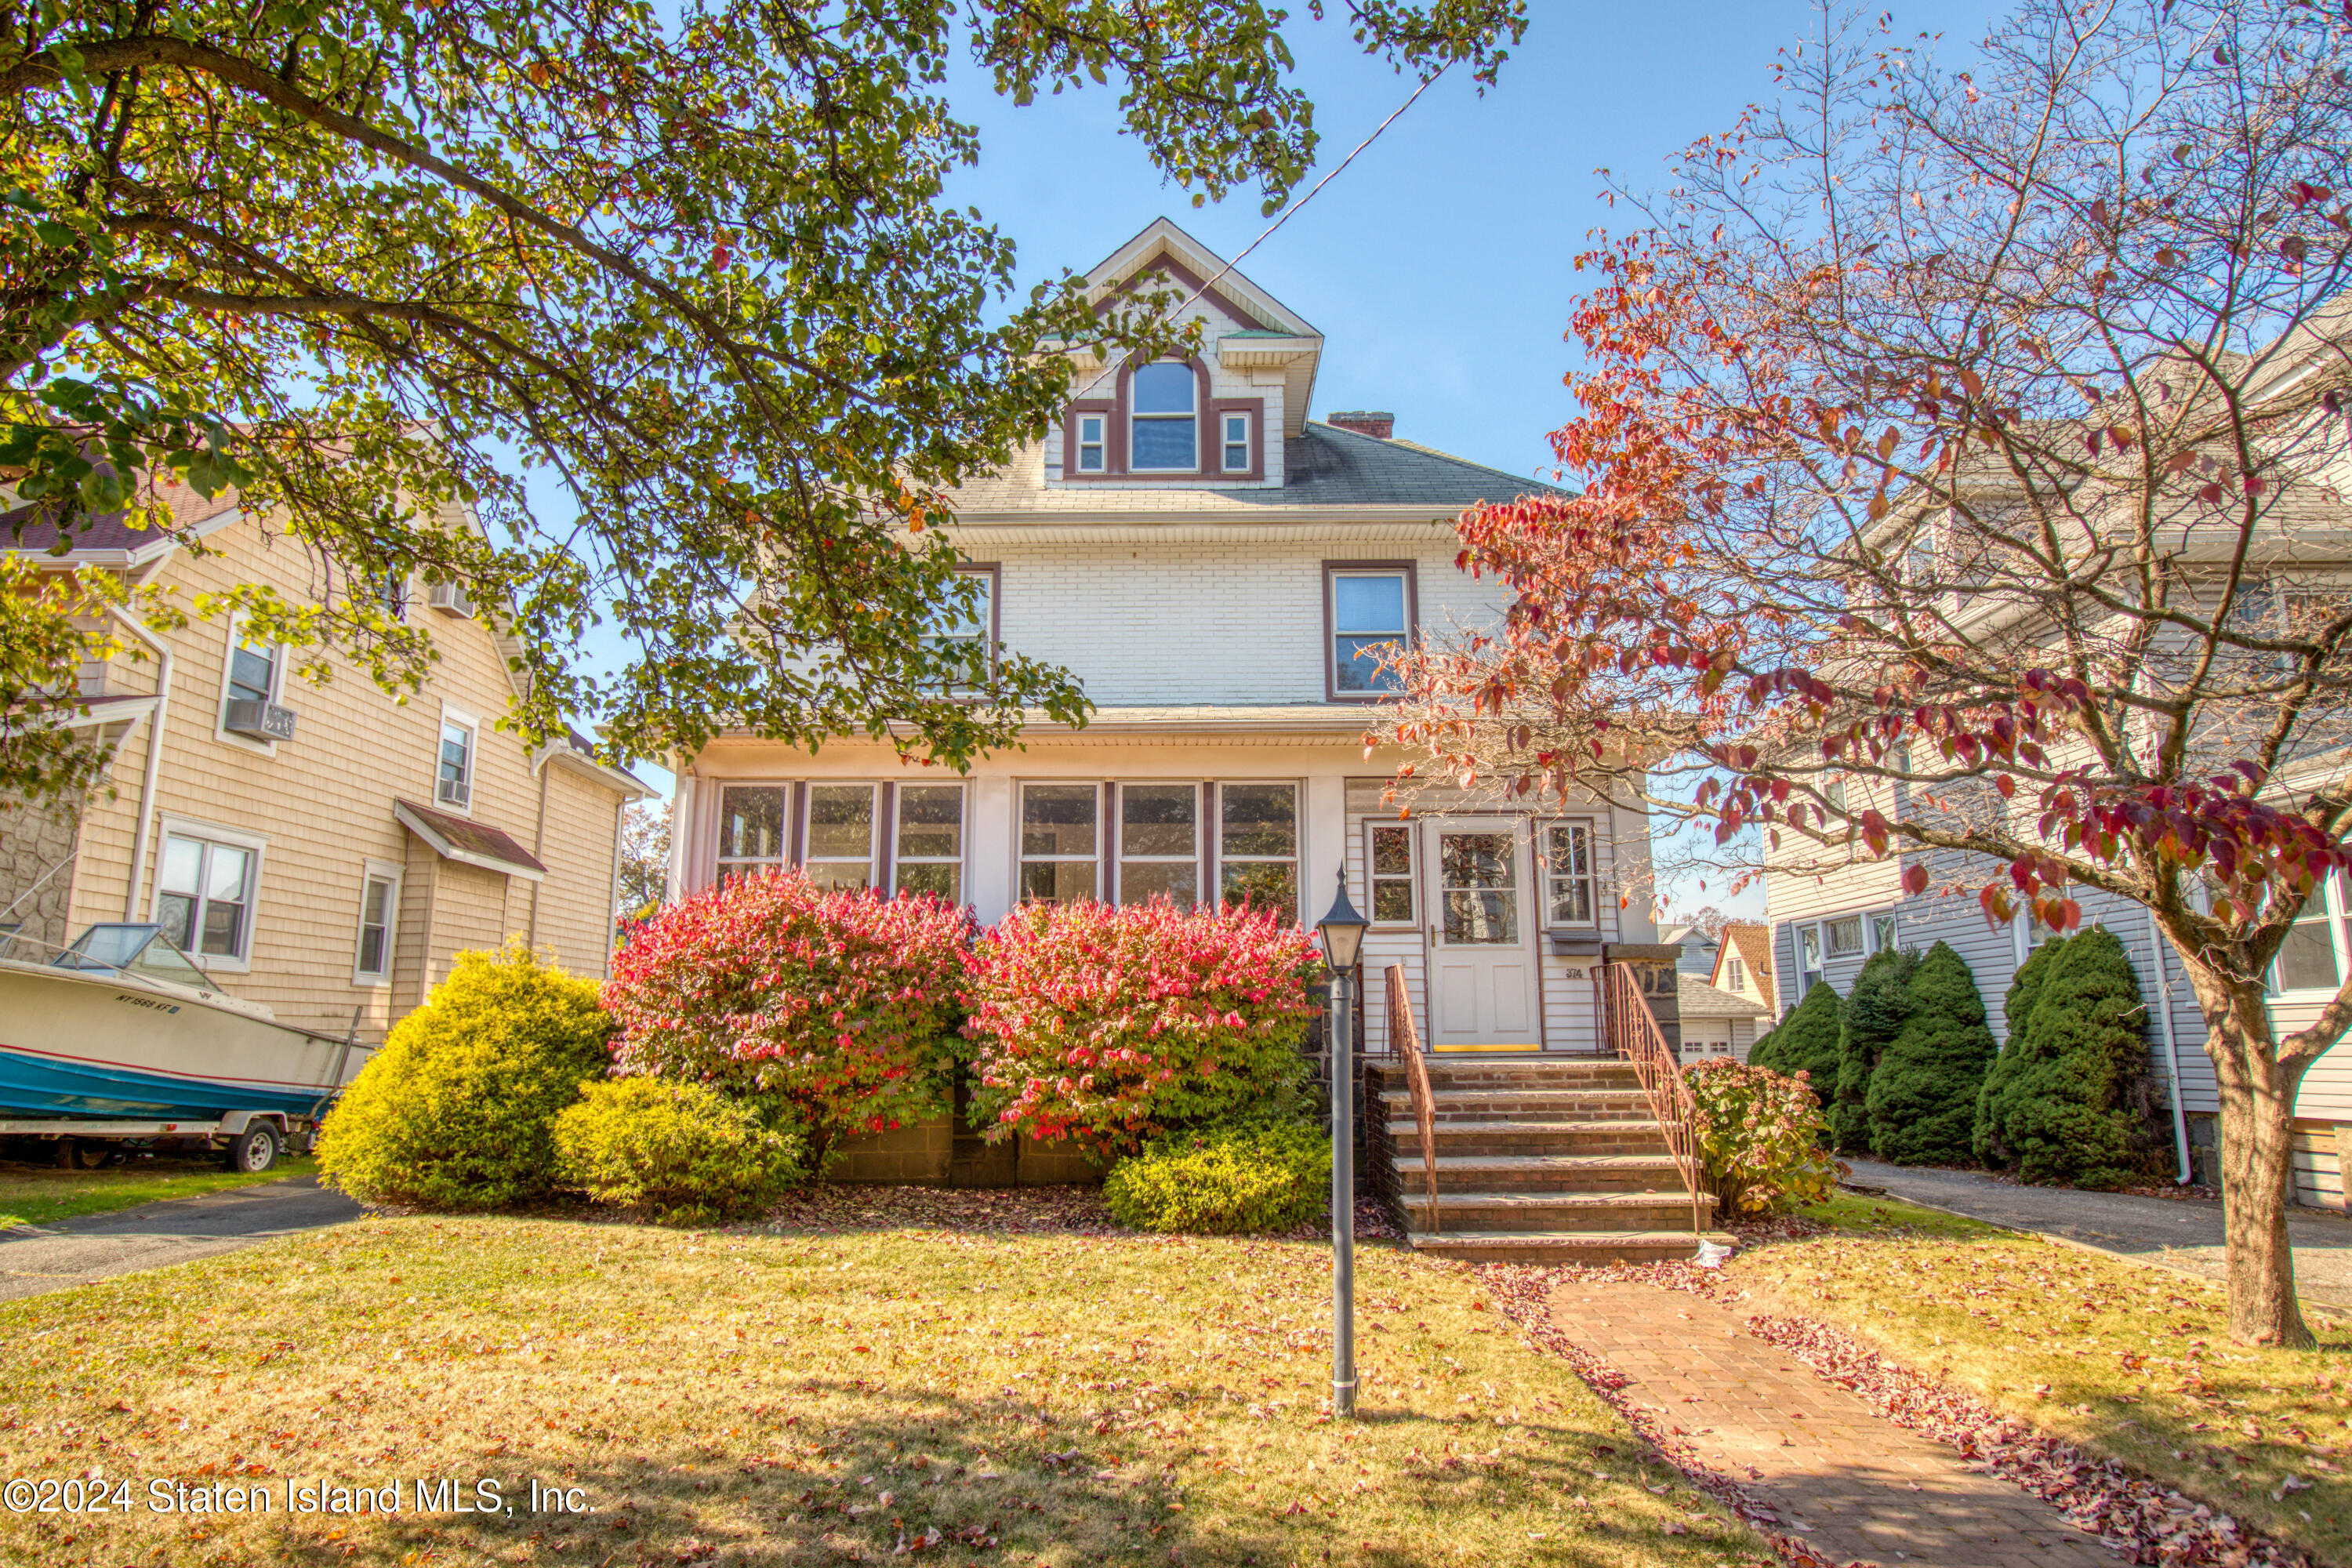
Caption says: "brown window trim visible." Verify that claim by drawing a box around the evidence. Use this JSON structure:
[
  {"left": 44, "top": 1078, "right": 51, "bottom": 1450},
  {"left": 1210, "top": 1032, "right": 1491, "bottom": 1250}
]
[
  {"left": 1364, "top": 818, "right": 1418, "bottom": 930},
  {"left": 1091, "top": 252, "right": 1267, "bottom": 337},
  {"left": 1211, "top": 399, "right": 1265, "bottom": 481},
  {"left": 1062, "top": 358, "right": 1262, "bottom": 484},
  {"left": 1322, "top": 561, "right": 1420, "bottom": 704},
  {"left": 1062, "top": 401, "right": 1120, "bottom": 477}
]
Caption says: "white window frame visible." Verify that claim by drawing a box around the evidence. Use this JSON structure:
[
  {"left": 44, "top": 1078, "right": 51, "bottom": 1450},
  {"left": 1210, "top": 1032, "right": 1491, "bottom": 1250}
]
[
  {"left": 151, "top": 813, "right": 267, "bottom": 973},
  {"left": 1825, "top": 913, "right": 1865, "bottom": 959},
  {"left": 920, "top": 565, "right": 996, "bottom": 688},
  {"left": 1221, "top": 412, "right": 1251, "bottom": 474},
  {"left": 803, "top": 782, "right": 880, "bottom": 891},
  {"left": 1798, "top": 924, "right": 1824, "bottom": 995},
  {"left": 2268, "top": 873, "right": 2350, "bottom": 997},
  {"left": 1869, "top": 911, "right": 1898, "bottom": 953},
  {"left": 1116, "top": 781, "right": 1201, "bottom": 909},
  {"left": 1216, "top": 779, "right": 1300, "bottom": 921},
  {"left": 351, "top": 858, "right": 403, "bottom": 986},
  {"left": 1542, "top": 819, "right": 1600, "bottom": 930},
  {"left": 715, "top": 782, "right": 793, "bottom": 884},
  {"left": 1075, "top": 413, "right": 1106, "bottom": 474},
  {"left": 893, "top": 782, "right": 968, "bottom": 903},
  {"left": 1726, "top": 956, "right": 1745, "bottom": 992},
  {"left": 1128, "top": 361, "right": 1199, "bottom": 473},
  {"left": 436, "top": 703, "right": 480, "bottom": 815},
  {"left": 1366, "top": 820, "right": 1417, "bottom": 928},
  {"left": 212, "top": 615, "right": 285, "bottom": 755},
  {"left": 1019, "top": 781, "right": 1102, "bottom": 905}
]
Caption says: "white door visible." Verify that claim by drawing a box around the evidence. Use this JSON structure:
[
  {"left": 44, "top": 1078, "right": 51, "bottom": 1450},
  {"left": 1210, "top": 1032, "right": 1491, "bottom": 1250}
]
[{"left": 1424, "top": 817, "right": 1542, "bottom": 1048}]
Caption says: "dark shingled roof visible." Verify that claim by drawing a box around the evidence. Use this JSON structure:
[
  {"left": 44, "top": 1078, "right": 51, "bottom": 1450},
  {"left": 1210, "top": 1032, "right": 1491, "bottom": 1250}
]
[{"left": 1214, "top": 423, "right": 1569, "bottom": 509}]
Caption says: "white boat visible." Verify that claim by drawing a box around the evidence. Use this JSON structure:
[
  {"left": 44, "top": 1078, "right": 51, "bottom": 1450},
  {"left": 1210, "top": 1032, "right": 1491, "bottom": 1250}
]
[{"left": 0, "top": 924, "right": 365, "bottom": 1122}]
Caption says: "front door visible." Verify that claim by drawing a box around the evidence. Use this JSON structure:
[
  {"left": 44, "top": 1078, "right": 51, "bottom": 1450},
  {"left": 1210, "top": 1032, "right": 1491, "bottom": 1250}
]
[{"left": 1424, "top": 817, "right": 1542, "bottom": 1048}]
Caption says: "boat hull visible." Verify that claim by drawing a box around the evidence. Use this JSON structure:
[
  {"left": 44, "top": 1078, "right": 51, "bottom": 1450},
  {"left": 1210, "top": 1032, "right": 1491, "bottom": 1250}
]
[{"left": 0, "top": 963, "right": 359, "bottom": 1121}]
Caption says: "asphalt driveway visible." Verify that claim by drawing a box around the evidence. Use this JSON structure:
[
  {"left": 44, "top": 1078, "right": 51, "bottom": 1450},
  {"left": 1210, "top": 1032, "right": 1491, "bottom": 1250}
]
[
  {"left": 1844, "top": 1158, "right": 2352, "bottom": 1314},
  {"left": 0, "top": 1174, "right": 367, "bottom": 1302}
]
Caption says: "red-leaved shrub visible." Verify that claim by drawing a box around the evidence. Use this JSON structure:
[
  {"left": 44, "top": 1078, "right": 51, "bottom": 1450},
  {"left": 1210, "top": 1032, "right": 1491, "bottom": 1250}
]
[
  {"left": 601, "top": 871, "right": 971, "bottom": 1165},
  {"left": 960, "top": 900, "right": 1322, "bottom": 1159}
]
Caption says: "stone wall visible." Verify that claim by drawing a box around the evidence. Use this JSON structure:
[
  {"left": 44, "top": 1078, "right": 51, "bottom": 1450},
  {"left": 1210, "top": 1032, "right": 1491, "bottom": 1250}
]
[{"left": 0, "top": 795, "right": 82, "bottom": 954}]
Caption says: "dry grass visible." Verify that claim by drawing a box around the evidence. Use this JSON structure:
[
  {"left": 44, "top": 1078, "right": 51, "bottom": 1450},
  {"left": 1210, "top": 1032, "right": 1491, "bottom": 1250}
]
[
  {"left": 1726, "top": 1192, "right": 2352, "bottom": 1566},
  {"left": 0, "top": 1196, "right": 1767, "bottom": 1568},
  {"left": 0, "top": 1152, "right": 318, "bottom": 1230}
]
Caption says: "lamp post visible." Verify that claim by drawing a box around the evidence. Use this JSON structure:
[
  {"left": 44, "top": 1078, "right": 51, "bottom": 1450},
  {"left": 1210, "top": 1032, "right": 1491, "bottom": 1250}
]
[{"left": 1316, "top": 867, "right": 1370, "bottom": 1419}]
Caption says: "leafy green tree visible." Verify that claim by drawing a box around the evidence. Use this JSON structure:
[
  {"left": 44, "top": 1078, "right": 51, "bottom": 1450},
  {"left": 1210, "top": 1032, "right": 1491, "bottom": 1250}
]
[
  {"left": 1973, "top": 933, "right": 2070, "bottom": 1166},
  {"left": 1748, "top": 977, "right": 1841, "bottom": 1105},
  {"left": 2, "top": 0, "right": 1528, "bottom": 795},
  {"left": 1829, "top": 946, "right": 1915, "bottom": 1152},
  {"left": 1974, "top": 926, "right": 2164, "bottom": 1189},
  {"left": 1867, "top": 941, "right": 1995, "bottom": 1166}
]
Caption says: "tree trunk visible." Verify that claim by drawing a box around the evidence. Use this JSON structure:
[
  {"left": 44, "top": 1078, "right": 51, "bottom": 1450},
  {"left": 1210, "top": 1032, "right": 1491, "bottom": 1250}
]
[{"left": 2184, "top": 963, "right": 2315, "bottom": 1349}]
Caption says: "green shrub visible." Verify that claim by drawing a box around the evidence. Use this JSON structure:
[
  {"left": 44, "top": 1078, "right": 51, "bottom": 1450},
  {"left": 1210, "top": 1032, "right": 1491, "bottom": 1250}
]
[
  {"left": 1830, "top": 948, "right": 1917, "bottom": 1152},
  {"left": 1973, "top": 926, "right": 2165, "bottom": 1188},
  {"left": 1867, "top": 942, "right": 1996, "bottom": 1165},
  {"left": 1684, "top": 1058, "right": 1838, "bottom": 1216},
  {"left": 1974, "top": 933, "right": 2071, "bottom": 1165},
  {"left": 318, "top": 943, "right": 612, "bottom": 1210},
  {"left": 1102, "top": 1117, "right": 1330, "bottom": 1234},
  {"left": 1748, "top": 977, "right": 1842, "bottom": 1105},
  {"left": 553, "top": 1077, "right": 807, "bottom": 1223}
]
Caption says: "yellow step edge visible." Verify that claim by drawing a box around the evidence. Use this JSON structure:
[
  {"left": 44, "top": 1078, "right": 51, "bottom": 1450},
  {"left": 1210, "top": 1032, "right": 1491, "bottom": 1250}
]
[{"left": 1430, "top": 1043, "right": 1548, "bottom": 1053}]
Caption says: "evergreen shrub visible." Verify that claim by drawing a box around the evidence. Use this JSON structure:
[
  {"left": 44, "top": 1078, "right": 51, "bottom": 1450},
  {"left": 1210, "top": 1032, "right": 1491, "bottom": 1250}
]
[
  {"left": 318, "top": 943, "right": 612, "bottom": 1210},
  {"left": 554, "top": 1077, "right": 806, "bottom": 1223},
  {"left": 1866, "top": 941, "right": 1996, "bottom": 1165},
  {"left": 1102, "top": 1117, "right": 1329, "bottom": 1234},
  {"left": 1974, "top": 934, "right": 2071, "bottom": 1166},
  {"left": 1973, "top": 926, "right": 2164, "bottom": 1188},
  {"left": 1830, "top": 948, "right": 1917, "bottom": 1152},
  {"left": 1748, "top": 978, "right": 1842, "bottom": 1106}
]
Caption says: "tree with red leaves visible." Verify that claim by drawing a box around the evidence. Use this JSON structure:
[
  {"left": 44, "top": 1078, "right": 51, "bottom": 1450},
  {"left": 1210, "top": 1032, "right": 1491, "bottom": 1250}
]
[{"left": 1386, "top": 0, "right": 2352, "bottom": 1346}]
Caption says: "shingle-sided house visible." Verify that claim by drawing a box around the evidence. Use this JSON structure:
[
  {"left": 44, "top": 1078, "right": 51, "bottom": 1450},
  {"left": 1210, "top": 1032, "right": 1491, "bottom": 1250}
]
[{"left": 665, "top": 218, "right": 1664, "bottom": 1057}]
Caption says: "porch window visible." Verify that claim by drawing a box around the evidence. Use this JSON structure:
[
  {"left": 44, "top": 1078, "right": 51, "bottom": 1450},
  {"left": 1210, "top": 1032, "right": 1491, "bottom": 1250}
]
[
  {"left": 1219, "top": 782, "right": 1298, "bottom": 917},
  {"left": 1368, "top": 823, "right": 1415, "bottom": 924},
  {"left": 437, "top": 717, "right": 476, "bottom": 810},
  {"left": 894, "top": 783, "right": 966, "bottom": 902},
  {"left": 2270, "top": 875, "right": 2347, "bottom": 995},
  {"left": 1221, "top": 412, "right": 1251, "bottom": 474},
  {"left": 716, "top": 785, "right": 789, "bottom": 884},
  {"left": 1798, "top": 925, "right": 1823, "bottom": 994},
  {"left": 1130, "top": 362, "right": 1197, "bottom": 471},
  {"left": 353, "top": 866, "right": 399, "bottom": 983},
  {"left": 156, "top": 833, "right": 256, "bottom": 962},
  {"left": 1329, "top": 568, "right": 1411, "bottom": 696},
  {"left": 1020, "top": 783, "right": 1099, "bottom": 904},
  {"left": 1119, "top": 782, "right": 1199, "bottom": 908},
  {"left": 804, "top": 784, "right": 878, "bottom": 891},
  {"left": 1543, "top": 822, "right": 1597, "bottom": 927},
  {"left": 1827, "top": 915, "right": 1864, "bottom": 958},
  {"left": 1075, "top": 414, "right": 1106, "bottom": 474}
]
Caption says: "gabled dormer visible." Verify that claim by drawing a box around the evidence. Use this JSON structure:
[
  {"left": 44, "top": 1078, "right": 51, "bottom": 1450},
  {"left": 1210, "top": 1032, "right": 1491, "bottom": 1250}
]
[{"left": 1049, "top": 217, "right": 1321, "bottom": 492}]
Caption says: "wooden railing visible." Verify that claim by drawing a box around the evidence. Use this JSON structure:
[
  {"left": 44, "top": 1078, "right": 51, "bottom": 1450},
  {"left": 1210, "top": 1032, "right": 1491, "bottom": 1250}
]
[
  {"left": 1384, "top": 964, "right": 1443, "bottom": 1234},
  {"left": 1598, "top": 963, "right": 1708, "bottom": 1235}
]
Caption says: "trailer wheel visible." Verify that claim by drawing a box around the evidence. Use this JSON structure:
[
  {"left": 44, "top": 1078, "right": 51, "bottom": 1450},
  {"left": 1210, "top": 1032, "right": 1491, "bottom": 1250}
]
[
  {"left": 53, "top": 1138, "right": 111, "bottom": 1171},
  {"left": 222, "top": 1123, "right": 281, "bottom": 1174}
]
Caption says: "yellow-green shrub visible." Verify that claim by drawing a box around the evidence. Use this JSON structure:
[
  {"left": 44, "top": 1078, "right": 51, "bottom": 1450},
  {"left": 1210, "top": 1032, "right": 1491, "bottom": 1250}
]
[
  {"left": 1102, "top": 1118, "right": 1328, "bottom": 1234},
  {"left": 318, "top": 943, "right": 612, "bottom": 1210},
  {"left": 553, "top": 1077, "right": 806, "bottom": 1222}
]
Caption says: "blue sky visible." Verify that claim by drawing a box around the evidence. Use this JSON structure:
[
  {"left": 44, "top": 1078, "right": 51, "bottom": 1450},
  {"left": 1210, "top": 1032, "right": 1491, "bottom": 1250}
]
[{"left": 608, "top": 0, "right": 2006, "bottom": 919}]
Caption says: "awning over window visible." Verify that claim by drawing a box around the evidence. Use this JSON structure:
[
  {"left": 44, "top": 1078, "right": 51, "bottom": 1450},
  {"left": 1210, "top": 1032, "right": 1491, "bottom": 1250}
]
[{"left": 394, "top": 798, "right": 546, "bottom": 882}]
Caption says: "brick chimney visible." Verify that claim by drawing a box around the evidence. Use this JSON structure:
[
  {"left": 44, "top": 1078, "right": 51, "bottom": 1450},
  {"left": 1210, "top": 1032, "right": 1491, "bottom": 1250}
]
[{"left": 1326, "top": 410, "right": 1394, "bottom": 440}]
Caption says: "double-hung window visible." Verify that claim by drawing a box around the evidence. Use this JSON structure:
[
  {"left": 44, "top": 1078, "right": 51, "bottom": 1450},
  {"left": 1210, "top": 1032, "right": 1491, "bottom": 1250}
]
[
  {"left": 155, "top": 828, "right": 259, "bottom": 964},
  {"left": 804, "top": 784, "right": 878, "bottom": 891},
  {"left": 1726, "top": 957, "right": 1745, "bottom": 991},
  {"left": 894, "top": 783, "right": 966, "bottom": 902},
  {"left": 1119, "top": 783, "right": 1199, "bottom": 908},
  {"left": 2270, "top": 874, "right": 2348, "bottom": 995},
  {"left": 1218, "top": 783, "right": 1298, "bottom": 917},
  {"left": 1020, "top": 784, "right": 1099, "bottom": 904},
  {"left": 1798, "top": 925, "right": 1824, "bottom": 995},
  {"left": 1129, "top": 362, "right": 1197, "bottom": 471},
  {"left": 1543, "top": 822, "right": 1597, "bottom": 927},
  {"left": 1329, "top": 567, "right": 1411, "bottom": 696},
  {"left": 716, "top": 785, "right": 789, "bottom": 884},
  {"left": 1367, "top": 823, "right": 1415, "bottom": 924},
  {"left": 226, "top": 638, "right": 278, "bottom": 710},
  {"left": 920, "top": 567, "right": 996, "bottom": 688},
  {"left": 1073, "top": 414, "right": 1107, "bottom": 474},
  {"left": 1221, "top": 412, "right": 1251, "bottom": 474},
  {"left": 353, "top": 864, "right": 400, "bottom": 984},
  {"left": 437, "top": 715, "right": 476, "bottom": 809}
]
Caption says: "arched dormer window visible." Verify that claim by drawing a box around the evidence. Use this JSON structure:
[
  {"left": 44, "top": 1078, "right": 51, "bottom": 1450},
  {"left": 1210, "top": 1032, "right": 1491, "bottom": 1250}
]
[{"left": 1130, "top": 362, "right": 1198, "bottom": 471}]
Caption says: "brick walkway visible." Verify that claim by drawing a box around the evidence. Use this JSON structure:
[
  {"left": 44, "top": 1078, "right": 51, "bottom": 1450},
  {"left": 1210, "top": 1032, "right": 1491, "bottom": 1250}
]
[{"left": 1548, "top": 1280, "right": 2114, "bottom": 1568}]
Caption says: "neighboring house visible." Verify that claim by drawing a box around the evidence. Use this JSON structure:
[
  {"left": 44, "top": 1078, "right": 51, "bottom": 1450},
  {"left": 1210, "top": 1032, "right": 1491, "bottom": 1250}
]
[
  {"left": 1657, "top": 922, "right": 1720, "bottom": 976},
  {"left": 666, "top": 217, "right": 1661, "bottom": 1061},
  {"left": 1677, "top": 974, "right": 1767, "bottom": 1063},
  {"left": 1, "top": 489, "right": 653, "bottom": 1044},
  {"left": 1709, "top": 923, "right": 1778, "bottom": 1024}
]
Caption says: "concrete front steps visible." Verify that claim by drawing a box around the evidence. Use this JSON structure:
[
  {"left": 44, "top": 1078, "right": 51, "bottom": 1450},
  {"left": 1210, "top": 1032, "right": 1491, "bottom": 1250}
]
[{"left": 1367, "top": 1056, "right": 1733, "bottom": 1265}]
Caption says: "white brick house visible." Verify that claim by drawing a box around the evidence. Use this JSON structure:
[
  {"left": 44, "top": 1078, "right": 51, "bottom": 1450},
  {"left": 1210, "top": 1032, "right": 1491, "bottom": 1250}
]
[{"left": 666, "top": 217, "right": 1660, "bottom": 1054}]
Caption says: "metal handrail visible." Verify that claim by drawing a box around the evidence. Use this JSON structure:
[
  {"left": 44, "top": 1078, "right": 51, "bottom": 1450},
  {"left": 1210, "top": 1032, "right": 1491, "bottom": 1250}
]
[
  {"left": 1385, "top": 964, "right": 1443, "bottom": 1234},
  {"left": 1599, "top": 963, "right": 1708, "bottom": 1235}
]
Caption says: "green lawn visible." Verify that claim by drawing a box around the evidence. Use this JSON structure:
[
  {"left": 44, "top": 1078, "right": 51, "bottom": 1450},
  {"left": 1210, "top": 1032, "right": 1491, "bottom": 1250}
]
[
  {"left": 0, "top": 1152, "right": 319, "bottom": 1229},
  {"left": 0, "top": 1205, "right": 1768, "bottom": 1568},
  {"left": 1726, "top": 1192, "right": 2352, "bottom": 1566}
]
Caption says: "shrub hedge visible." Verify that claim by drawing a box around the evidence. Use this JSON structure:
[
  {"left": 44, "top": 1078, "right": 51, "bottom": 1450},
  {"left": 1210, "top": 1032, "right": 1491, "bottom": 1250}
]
[
  {"left": 1102, "top": 1116, "right": 1329, "bottom": 1234},
  {"left": 1830, "top": 948, "right": 1916, "bottom": 1152},
  {"left": 318, "top": 943, "right": 612, "bottom": 1210},
  {"left": 1748, "top": 978, "right": 1842, "bottom": 1105},
  {"left": 1684, "top": 1058, "right": 1838, "bottom": 1216},
  {"left": 1974, "top": 934, "right": 2071, "bottom": 1167},
  {"left": 554, "top": 1077, "right": 806, "bottom": 1223},
  {"left": 1973, "top": 926, "right": 2165, "bottom": 1188},
  {"left": 1866, "top": 941, "right": 1996, "bottom": 1165}
]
